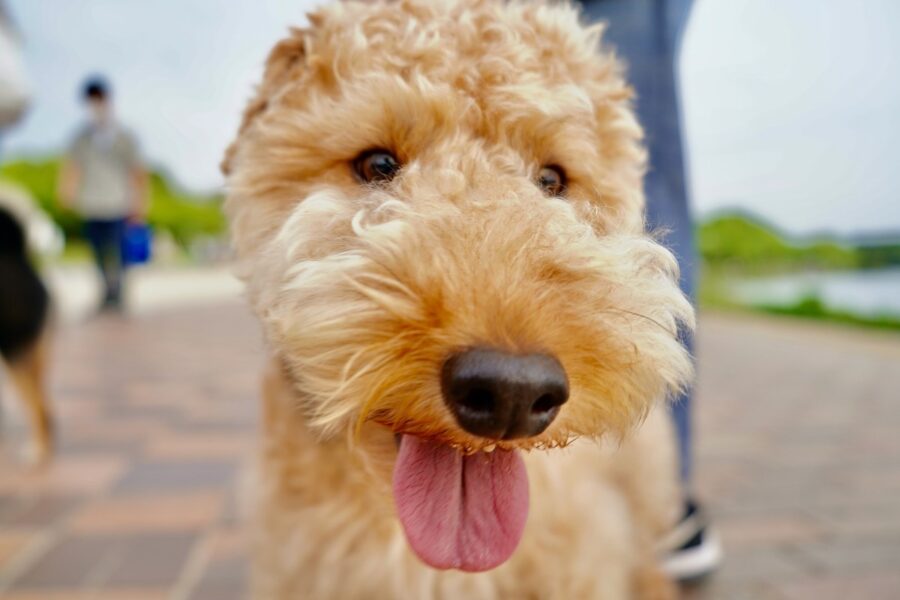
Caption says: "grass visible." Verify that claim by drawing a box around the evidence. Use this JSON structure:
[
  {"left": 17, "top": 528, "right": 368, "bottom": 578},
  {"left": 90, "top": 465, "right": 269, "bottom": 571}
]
[
  {"left": 59, "top": 239, "right": 93, "bottom": 263},
  {"left": 754, "top": 295, "right": 900, "bottom": 332},
  {"left": 699, "top": 270, "right": 900, "bottom": 332}
]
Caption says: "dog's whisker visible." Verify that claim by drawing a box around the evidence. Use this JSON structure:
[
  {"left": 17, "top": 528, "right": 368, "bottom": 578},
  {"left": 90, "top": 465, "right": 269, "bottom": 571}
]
[{"left": 602, "top": 307, "right": 677, "bottom": 336}]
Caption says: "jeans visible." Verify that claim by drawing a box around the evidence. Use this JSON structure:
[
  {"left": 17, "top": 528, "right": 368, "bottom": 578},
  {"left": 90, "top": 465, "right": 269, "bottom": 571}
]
[
  {"left": 84, "top": 218, "right": 127, "bottom": 307},
  {"left": 579, "top": 0, "right": 696, "bottom": 485}
]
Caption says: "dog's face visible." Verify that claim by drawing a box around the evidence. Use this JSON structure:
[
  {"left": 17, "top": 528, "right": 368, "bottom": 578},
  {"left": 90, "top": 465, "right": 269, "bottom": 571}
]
[{"left": 225, "top": 0, "right": 692, "bottom": 574}]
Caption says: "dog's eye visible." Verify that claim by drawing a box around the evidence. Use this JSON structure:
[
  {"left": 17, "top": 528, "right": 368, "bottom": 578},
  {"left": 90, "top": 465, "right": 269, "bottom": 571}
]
[
  {"left": 537, "top": 166, "right": 566, "bottom": 197},
  {"left": 354, "top": 150, "right": 402, "bottom": 184}
]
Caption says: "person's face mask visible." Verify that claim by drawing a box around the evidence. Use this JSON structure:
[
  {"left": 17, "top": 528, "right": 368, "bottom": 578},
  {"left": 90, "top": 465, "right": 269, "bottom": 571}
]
[{"left": 87, "top": 98, "right": 110, "bottom": 123}]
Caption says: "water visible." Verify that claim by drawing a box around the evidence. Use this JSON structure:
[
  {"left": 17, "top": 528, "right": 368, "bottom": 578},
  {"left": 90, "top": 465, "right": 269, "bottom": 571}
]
[{"left": 728, "top": 268, "right": 900, "bottom": 317}]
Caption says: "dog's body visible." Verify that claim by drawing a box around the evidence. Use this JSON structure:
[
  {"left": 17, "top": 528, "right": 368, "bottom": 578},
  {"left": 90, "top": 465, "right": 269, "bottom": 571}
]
[
  {"left": 224, "top": 1, "right": 693, "bottom": 598},
  {"left": 0, "top": 207, "right": 53, "bottom": 461}
]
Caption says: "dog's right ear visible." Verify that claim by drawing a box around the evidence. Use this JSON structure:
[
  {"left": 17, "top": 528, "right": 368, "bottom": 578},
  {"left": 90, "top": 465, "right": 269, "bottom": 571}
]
[{"left": 221, "top": 27, "right": 309, "bottom": 176}]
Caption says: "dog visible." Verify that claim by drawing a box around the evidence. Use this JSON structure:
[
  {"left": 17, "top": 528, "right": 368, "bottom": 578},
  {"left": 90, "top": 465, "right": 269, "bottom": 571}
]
[
  {"left": 223, "top": 1, "right": 693, "bottom": 597},
  {"left": 0, "top": 206, "right": 53, "bottom": 462}
]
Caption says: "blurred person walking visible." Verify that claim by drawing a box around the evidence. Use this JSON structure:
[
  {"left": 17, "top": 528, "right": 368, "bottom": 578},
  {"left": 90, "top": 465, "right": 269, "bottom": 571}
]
[
  {"left": 578, "top": 0, "right": 722, "bottom": 581},
  {"left": 58, "top": 77, "right": 147, "bottom": 312}
]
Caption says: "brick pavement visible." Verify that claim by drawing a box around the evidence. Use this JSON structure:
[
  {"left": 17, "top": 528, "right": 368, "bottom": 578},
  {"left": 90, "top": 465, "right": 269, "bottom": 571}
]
[
  {"left": 1, "top": 303, "right": 898, "bottom": 599},
  {"left": 0, "top": 303, "right": 262, "bottom": 600},
  {"left": 686, "top": 314, "right": 900, "bottom": 600}
]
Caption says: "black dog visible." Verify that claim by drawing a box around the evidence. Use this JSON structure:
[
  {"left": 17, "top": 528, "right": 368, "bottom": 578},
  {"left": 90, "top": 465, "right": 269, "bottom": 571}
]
[{"left": 0, "top": 207, "right": 53, "bottom": 461}]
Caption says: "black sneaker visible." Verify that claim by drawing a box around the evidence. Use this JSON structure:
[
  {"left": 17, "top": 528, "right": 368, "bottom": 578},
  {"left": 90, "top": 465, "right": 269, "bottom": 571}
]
[
  {"left": 658, "top": 499, "right": 722, "bottom": 582},
  {"left": 98, "top": 290, "right": 125, "bottom": 315}
]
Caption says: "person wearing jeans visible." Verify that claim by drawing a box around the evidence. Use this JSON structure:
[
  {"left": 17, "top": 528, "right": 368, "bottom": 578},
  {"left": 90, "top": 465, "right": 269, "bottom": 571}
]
[
  {"left": 58, "top": 77, "right": 146, "bottom": 312},
  {"left": 83, "top": 217, "right": 128, "bottom": 309},
  {"left": 577, "top": 0, "right": 722, "bottom": 580}
]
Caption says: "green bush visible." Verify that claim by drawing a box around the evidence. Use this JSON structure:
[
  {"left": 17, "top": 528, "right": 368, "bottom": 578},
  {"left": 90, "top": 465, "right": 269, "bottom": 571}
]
[
  {"left": 697, "top": 212, "right": 859, "bottom": 273},
  {"left": 858, "top": 244, "right": 900, "bottom": 269},
  {"left": 0, "top": 156, "right": 226, "bottom": 250}
]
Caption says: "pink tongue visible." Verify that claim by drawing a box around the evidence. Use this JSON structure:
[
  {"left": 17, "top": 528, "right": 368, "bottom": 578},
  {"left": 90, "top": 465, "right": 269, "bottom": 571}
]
[{"left": 393, "top": 435, "right": 529, "bottom": 572}]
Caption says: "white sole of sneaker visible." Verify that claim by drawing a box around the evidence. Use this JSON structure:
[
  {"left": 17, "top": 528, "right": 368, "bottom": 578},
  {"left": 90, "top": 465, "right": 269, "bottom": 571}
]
[{"left": 660, "top": 529, "right": 723, "bottom": 582}]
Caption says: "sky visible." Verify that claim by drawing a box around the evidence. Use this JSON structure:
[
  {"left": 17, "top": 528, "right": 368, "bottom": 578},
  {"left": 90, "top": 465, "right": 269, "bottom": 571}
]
[{"left": 3, "top": 0, "right": 899, "bottom": 235}]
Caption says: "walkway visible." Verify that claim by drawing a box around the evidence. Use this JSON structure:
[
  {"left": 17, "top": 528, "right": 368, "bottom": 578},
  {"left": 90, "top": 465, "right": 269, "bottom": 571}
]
[{"left": 1, "top": 303, "right": 898, "bottom": 599}]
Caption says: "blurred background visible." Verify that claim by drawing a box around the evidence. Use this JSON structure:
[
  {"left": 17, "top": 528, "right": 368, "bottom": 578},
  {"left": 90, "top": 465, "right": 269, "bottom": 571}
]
[
  {"left": 0, "top": 1, "right": 898, "bottom": 599},
  {"left": 2, "top": 0, "right": 898, "bottom": 325}
]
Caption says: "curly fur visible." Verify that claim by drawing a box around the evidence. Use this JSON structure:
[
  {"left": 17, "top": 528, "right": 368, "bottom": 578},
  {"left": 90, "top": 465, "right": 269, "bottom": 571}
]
[{"left": 224, "top": 1, "right": 694, "bottom": 598}]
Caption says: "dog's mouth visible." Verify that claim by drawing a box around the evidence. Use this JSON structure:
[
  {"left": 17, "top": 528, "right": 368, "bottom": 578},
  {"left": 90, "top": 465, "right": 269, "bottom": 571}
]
[{"left": 392, "top": 434, "right": 529, "bottom": 572}]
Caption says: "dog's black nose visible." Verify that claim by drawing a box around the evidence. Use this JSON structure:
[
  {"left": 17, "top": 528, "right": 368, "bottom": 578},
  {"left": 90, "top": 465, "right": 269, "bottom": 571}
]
[{"left": 441, "top": 348, "right": 569, "bottom": 440}]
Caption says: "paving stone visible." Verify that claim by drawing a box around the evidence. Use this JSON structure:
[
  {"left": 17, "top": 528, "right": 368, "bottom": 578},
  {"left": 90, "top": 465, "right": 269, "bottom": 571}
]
[
  {"left": 683, "top": 579, "right": 787, "bottom": 600},
  {"left": 68, "top": 491, "right": 223, "bottom": 534},
  {"left": 0, "top": 455, "right": 128, "bottom": 496},
  {"left": 111, "top": 460, "right": 238, "bottom": 495},
  {"left": 0, "top": 531, "right": 34, "bottom": 571},
  {"left": 796, "top": 537, "right": 900, "bottom": 573},
  {"left": 775, "top": 572, "right": 900, "bottom": 600},
  {"left": 187, "top": 555, "right": 248, "bottom": 600},
  {"left": 101, "top": 532, "right": 198, "bottom": 587},
  {"left": 707, "top": 546, "right": 814, "bottom": 585},
  {"left": 11, "top": 531, "right": 199, "bottom": 590},
  {"left": 0, "top": 494, "right": 82, "bottom": 528},
  {"left": 716, "top": 512, "right": 828, "bottom": 548},
  {"left": 12, "top": 535, "right": 116, "bottom": 588},
  {"left": 1, "top": 590, "right": 169, "bottom": 600},
  {"left": 143, "top": 432, "right": 250, "bottom": 461}
]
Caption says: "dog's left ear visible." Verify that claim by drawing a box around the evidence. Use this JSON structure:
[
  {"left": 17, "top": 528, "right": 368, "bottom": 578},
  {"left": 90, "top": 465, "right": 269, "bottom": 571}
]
[{"left": 221, "top": 27, "right": 309, "bottom": 175}]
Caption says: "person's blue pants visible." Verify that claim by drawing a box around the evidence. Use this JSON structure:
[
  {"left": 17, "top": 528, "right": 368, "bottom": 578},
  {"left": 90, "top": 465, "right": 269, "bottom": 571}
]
[
  {"left": 579, "top": 0, "right": 696, "bottom": 486},
  {"left": 84, "top": 218, "right": 127, "bottom": 305}
]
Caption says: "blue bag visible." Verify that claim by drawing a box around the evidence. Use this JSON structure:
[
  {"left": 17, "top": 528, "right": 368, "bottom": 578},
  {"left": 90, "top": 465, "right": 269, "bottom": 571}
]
[{"left": 122, "top": 223, "right": 152, "bottom": 265}]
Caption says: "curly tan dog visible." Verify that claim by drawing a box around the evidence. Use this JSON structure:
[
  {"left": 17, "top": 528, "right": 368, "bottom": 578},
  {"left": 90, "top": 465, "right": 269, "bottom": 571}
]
[{"left": 223, "top": 1, "right": 693, "bottom": 597}]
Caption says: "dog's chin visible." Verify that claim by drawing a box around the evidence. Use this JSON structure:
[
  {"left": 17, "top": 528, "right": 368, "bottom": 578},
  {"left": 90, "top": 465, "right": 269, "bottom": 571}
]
[{"left": 391, "top": 433, "right": 529, "bottom": 573}]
